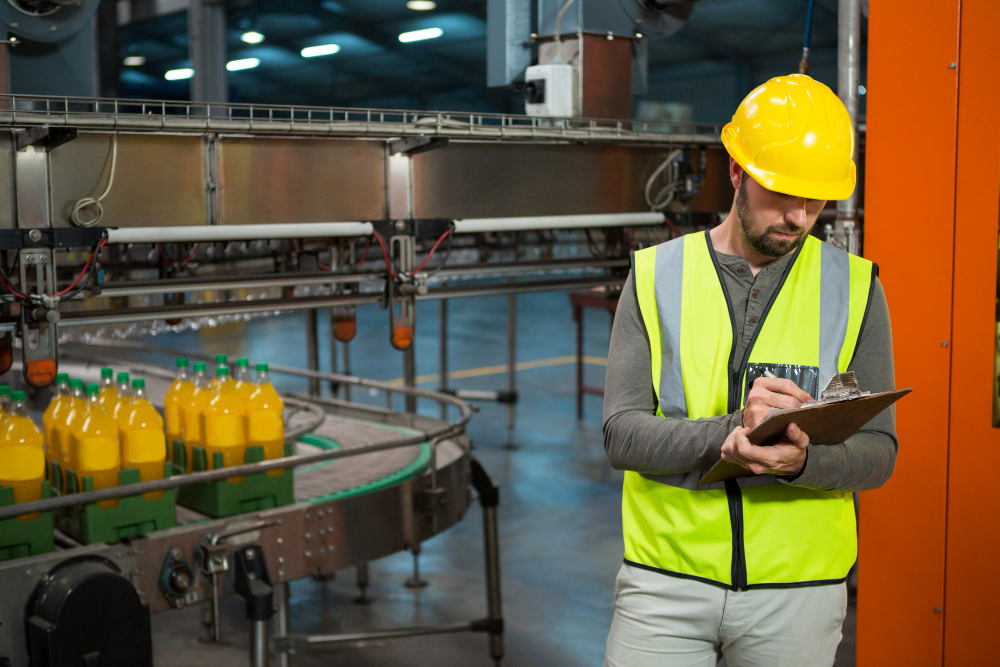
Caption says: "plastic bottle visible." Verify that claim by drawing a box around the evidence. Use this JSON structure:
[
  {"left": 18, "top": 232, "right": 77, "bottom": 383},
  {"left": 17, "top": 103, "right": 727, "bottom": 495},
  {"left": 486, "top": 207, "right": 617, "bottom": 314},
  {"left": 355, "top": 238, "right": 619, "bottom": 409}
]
[
  {"left": 55, "top": 379, "right": 85, "bottom": 487},
  {"left": 180, "top": 362, "right": 211, "bottom": 473},
  {"left": 234, "top": 357, "right": 255, "bottom": 405},
  {"left": 70, "top": 384, "right": 121, "bottom": 509},
  {"left": 0, "top": 384, "right": 12, "bottom": 420},
  {"left": 245, "top": 363, "right": 285, "bottom": 478},
  {"left": 42, "top": 373, "right": 71, "bottom": 466},
  {"left": 97, "top": 367, "right": 116, "bottom": 410},
  {"left": 121, "top": 378, "right": 165, "bottom": 501},
  {"left": 202, "top": 366, "right": 246, "bottom": 483},
  {"left": 164, "top": 358, "right": 193, "bottom": 459},
  {"left": 111, "top": 372, "right": 133, "bottom": 425},
  {"left": 0, "top": 390, "right": 45, "bottom": 520},
  {"left": 210, "top": 354, "right": 229, "bottom": 391}
]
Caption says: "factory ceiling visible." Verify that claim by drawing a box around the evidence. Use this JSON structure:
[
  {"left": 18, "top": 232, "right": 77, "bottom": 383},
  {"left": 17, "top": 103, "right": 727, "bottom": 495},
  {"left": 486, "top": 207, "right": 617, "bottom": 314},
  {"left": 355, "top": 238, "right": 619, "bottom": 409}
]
[{"left": 117, "top": 0, "right": 855, "bottom": 119}]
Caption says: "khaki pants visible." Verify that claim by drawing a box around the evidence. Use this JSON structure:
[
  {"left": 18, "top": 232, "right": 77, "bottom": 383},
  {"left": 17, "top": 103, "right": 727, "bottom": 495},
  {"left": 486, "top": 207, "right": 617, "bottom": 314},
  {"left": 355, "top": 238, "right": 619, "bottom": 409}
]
[{"left": 605, "top": 563, "right": 848, "bottom": 667}]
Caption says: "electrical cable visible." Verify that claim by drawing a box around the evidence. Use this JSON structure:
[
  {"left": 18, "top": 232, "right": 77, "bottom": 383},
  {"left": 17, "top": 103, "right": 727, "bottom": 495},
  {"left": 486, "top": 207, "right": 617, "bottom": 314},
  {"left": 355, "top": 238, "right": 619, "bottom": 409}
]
[
  {"left": 644, "top": 149, "right": 684, "bottom": 211},
  {"left": 371, "top": 230, "right": 400, "bottom": 279},
  {"left": 50, "top": 237, "right": 107, "bottom": 298},
  {"left": 0, "top": 232, "right": 108, "bottom": 302},
  {"left": 424, "top": 226, "right": 455, "bottom": 278},
  {"left": 410, "top": 227, "right": 453, "bottom": 275},
  {"left": 70, "top": 133, "right": 119, "bottom": 227},
  {"left": 355, "top": 236, "right": 371, "bottom": 268},
  {"left": 663, "top": 214, "right": 680, "bottom": 239},
  {"left": 553, "top": 0, "right": 578, "bottom": 63}
]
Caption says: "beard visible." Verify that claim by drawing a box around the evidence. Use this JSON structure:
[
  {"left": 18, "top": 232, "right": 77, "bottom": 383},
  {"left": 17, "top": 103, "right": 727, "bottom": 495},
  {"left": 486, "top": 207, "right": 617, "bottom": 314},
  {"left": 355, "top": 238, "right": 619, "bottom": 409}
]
[{"left": 735, "top": 180, "right": 808, "bottom": 258}]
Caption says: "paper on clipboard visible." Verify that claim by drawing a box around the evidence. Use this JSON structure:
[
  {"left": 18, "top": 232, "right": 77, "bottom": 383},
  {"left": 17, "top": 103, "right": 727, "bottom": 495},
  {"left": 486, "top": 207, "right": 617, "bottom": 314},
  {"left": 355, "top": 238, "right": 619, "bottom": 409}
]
[{"left": 698, "top": 372, "right": 912, "bottom": 486}]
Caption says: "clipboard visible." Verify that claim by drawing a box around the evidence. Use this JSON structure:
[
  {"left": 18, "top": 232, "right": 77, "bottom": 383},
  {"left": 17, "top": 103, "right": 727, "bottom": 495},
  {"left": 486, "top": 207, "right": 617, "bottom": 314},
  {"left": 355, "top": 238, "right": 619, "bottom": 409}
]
[{"left": 698, "top": 373, "right": 912, "bottom": 486}]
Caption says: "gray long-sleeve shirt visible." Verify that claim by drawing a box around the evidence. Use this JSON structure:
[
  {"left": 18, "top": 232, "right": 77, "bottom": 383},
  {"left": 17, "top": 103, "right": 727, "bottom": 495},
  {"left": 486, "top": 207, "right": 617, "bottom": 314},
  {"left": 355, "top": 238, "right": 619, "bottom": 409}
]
[{"left": 602, "top": 240, "right": 898, "bottom": 492}]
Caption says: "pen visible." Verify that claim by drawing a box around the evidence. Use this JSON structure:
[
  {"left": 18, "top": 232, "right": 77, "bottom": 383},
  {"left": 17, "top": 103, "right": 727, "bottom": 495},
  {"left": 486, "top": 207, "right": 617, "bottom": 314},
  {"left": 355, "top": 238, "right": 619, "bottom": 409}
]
[{"left": 763, "top": 370, "right": 777, "bottom": 378}]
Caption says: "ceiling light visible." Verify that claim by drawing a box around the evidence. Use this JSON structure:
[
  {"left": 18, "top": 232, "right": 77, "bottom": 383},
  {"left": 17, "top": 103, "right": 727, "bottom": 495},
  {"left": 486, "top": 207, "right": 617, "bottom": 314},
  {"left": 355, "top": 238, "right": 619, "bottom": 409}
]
[
  {"left": 301, "top": 43, "right": 341, "bottom": 58},
  {"left": 123, "top": 56, "right": 146, "bottom": 67},
  {"left": 164, "top": 68, "right": 194, "bottom": 81},
  {"left": 398, "top": 27, "right": 443, "bottom": 43},
  {"left": 406, "top": 1, "right": 437, "bottom": 9},
  {"left": 241, "top": 31, "right": 264, "bottom": 44},
  {"left": 227, "top": 58, "right": 260, "bottom": 71}
]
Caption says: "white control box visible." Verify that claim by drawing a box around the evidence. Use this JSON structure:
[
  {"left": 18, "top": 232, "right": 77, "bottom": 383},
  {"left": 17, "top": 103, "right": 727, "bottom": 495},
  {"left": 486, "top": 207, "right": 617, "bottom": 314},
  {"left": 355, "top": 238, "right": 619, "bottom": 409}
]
[{"left": 523, "top": 64, "right": 578, "bottom": 118}]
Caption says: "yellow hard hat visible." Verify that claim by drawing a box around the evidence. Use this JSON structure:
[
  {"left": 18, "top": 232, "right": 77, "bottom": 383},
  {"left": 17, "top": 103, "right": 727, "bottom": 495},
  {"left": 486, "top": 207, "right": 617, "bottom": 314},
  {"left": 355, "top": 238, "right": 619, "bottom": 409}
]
[{"left": 721, "top": 74, "right": 856, "bottom": 201}]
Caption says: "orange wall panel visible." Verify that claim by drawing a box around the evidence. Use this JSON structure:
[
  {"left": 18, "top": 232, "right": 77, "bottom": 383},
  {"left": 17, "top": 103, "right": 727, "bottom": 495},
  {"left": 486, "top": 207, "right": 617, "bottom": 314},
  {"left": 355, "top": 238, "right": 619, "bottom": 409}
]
[
  {"left": 859, "top": 1, "right": 959, "bottom": 665},
  {"left": 944, "top": 1, "right": 1000, "bottom": 663}
]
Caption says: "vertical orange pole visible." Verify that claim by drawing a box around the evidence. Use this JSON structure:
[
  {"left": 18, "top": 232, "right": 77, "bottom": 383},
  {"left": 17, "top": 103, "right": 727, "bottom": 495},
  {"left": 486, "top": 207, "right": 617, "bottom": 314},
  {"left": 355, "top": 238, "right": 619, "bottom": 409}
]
[
  {"left": 944, "top": 2, "right": 1000, "bottom": 664},
  {"left": 860, "top": 1, "right": 959, "bottom": 665}
]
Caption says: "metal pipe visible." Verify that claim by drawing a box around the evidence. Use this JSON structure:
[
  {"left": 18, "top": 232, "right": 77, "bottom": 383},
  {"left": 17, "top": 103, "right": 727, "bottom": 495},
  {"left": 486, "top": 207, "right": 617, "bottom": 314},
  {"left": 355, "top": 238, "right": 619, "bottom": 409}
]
[
  {"left": 106, "top": 222, "right": 373, "bottom": 244},
  {"left": 403, "top": 347, "right": 417, "bottom": 413},
  {"left": 452, "top": 212, "right": 664, "bottom": 234},
  {"left": 251, "top": 619, "right": 270, "bottom": 667},
  {"left": 417, "top": 276, "right": 624, "bottom": 301},
  {"left": 505, "top": 283, "right": 516, "bottom": 450},
  {"left": 274, "top": 582, "right": 290, "bottom": 667},
  {"left": 837, "top": 0, "right": 862, "bottom": 254},
  {"left": 306, "top": 309, "right": 320, "bottom": 396},
  {"left": 483, "top": 504, "right": 504, "bottom": 662},
  {"left": 288, "top": 621, "right": 476, "bottom": 646},
  {"left": 439, "top": 297, "right": 448, "bottom": 420}
]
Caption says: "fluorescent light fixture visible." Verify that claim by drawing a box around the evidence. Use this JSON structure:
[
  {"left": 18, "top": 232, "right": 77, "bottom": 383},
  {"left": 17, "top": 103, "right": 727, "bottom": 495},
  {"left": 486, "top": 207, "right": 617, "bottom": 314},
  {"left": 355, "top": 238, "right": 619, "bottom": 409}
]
[
  {"left": 858, "top": 84, "right": 867, "bottom": 95},
  {"left": 398, "top": 27, "right": 443, "bottom": 43},
  {"left": 164, "top": 68, "right": 194, "bottom": 81},
  {"left": 301, "top": 43, "right": 341, "bottom": 58},
  {"left": 406, "top": 1, "right": 437, "bottom": 9},
  {"left": 227, "top": 57, "right": 260, "bottom": 71},
  {"left": 241, "top": 31, "right": 265, "bottom": 44},
  {"left": 123, "top": 56, "right": 146, "bottom": 67}
]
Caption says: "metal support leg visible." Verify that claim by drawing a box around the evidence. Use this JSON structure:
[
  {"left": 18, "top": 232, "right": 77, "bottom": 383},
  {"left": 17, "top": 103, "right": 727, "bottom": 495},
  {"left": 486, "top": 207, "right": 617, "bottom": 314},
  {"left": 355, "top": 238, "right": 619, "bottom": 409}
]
[
  {"left": 251, "top": 620, "right": 270, "bottom": 667},
  {"left": 342, "top": 341, "right": 352, "bottom": 402},
  {"left": 404, "top": 346, "right": 417, "bottom": 414},
  {"left": 504, "top": 288, "right": 517, "bottom": 450},
  {"left": 274, "top": 582, "right": 290, "bottom": 667},
  {"left": 440, "top": 297, "right": 449, "bottom": 420},
  {"left": 405, "top": 547, "right": 428, "bottom": 589},
  {"left": 354, "top": 562, "right": 372, "bottom": 604},
  {"left": 328, "top": 309, "right": 340, "bottom": 397},
  {"left": 471, "top": 458, "right": 504, "bottom": 664},
  {"left": 306, "top": 309, "right": 320, "bottom": 396}
]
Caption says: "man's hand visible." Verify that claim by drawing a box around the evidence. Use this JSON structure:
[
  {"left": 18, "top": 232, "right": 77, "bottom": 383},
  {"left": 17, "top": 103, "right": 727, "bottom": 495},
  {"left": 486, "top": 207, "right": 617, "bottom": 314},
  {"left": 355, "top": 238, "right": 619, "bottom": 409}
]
[
  {"left": 743, "top": 377, "right": 813, "bottom": 430},
  {"left": 720, "top": 423, "right": 810, "bottom": 476}
]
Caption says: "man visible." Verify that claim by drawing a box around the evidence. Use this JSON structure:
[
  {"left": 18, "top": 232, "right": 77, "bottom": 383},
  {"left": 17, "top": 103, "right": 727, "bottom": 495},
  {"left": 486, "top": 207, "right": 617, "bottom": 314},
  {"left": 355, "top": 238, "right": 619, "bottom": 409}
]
[{"left": 603, "top": 74, "right": 897, "bottom": 667}]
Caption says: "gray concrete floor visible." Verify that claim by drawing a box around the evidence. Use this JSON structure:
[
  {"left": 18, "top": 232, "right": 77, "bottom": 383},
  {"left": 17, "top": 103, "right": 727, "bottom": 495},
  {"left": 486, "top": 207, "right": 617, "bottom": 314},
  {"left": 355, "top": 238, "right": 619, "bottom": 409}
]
[{"left": 145, "top": 290, "right": 856, "bottom": 666}]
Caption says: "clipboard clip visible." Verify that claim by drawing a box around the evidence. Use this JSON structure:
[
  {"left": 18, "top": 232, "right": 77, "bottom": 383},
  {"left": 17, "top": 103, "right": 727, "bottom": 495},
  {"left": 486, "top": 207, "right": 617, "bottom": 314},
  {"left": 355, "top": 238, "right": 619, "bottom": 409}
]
[{"left": 803, "top": 371, "right": 869, "bottom": 407}]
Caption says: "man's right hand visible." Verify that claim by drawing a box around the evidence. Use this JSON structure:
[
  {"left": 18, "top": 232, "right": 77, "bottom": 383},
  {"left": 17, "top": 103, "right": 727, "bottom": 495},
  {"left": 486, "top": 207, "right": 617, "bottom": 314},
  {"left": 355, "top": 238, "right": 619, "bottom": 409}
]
[{"left": 742, "top": 377, "right": 813, "bottom": 430}]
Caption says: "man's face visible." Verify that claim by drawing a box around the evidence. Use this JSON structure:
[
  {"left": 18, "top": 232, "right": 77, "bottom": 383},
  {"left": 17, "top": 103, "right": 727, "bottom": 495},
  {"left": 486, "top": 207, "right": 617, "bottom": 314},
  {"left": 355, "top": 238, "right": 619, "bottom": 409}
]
[{"left": 734, "top": 173, "right": 826, "bottom": 258}]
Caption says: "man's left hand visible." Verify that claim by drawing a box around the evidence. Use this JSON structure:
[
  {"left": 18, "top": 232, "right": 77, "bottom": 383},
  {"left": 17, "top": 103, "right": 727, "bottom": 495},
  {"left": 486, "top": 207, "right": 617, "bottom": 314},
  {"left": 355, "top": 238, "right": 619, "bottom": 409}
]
[{"left": 720, "top": 423, "right": 810, "bottom": 476}]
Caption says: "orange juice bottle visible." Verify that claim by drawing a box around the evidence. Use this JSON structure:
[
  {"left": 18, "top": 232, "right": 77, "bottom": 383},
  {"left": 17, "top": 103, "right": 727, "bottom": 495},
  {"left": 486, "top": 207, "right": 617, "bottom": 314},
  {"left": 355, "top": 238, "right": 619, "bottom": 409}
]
[
  {"left": 121, "top": 378, "right": 165, "bottom": 501},
  {"left": 202, "top": 366, "right": 246, "bottom": 483},
  {"left": 180, "top": 362, "right": 211, "bottom": 472},
  {"left": 97, "top": 367, "right": 116, "bottom": 411},
  {"left": 245, "top": 363, "right": 285, "bottom": 477},
  {"left": 164, "top": 358, "right": 192, "bottom": 458},
  {"left": 234, "top": 358, "right": 255, "bottom": 405},
  {"left": 55, "top": 379, "right": 85, "bottom": 486},
  {"left": 0, "top": 384, "right": 12, "bottom": 421},
  {"left": 42, "top": 373, "right": 70, "bottom": 465},
  {"left": 111, "top": 372, "right": 133, "bottom": 425},
  {"left": 70, "top": 384, "right": 120, "bottom": 509},
  {"left": 210, "top": 354, "right": 229, "bottom": 391},
  {"left": 0, "top": 390, "right": 45, "bottom": 520}
]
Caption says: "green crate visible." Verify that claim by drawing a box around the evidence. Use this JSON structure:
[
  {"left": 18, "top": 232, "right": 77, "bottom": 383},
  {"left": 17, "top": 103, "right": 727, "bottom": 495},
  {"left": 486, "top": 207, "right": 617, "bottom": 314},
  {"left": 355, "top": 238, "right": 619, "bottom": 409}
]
[
  {"left": 0, "top": 481, "right": 54, "bottom": 560},
  {"left": 171, "top": 441, "right": 293, "bottom": 518},
  {"left": 55, "top": 463, "right": 178, "bottom": 544}
]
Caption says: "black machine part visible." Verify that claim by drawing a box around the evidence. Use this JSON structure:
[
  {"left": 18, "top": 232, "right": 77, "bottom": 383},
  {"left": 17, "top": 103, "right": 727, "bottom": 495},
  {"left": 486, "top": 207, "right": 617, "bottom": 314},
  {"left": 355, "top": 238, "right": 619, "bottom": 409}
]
[
  {"left": 233, "top": 545, "right": 274, "bottom": 622},
  {"left": 25, "top": 555, "right": 152, "bottom": 667}
]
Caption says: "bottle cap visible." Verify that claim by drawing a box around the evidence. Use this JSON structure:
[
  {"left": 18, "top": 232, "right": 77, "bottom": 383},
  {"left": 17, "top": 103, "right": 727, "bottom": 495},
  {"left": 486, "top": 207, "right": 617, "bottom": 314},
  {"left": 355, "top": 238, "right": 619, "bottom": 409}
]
[
  {"left": 177, "top": 357, "right": 189, "bottom": 368},
  {"left": 132, "top": 378, "right": 145, "bottom": 389},
  {"left": 70, "top": 379, "right": 84, "bottom": 389},
  {"left": 85, "top": 383, "right": 99, "bottom": 395},
  {"left": 11, "top": 390, "right": 25, "bottom": 401},
  {"left": 101, "top": 368, "right": 113, "bottom": 378},
  {"left": 256, "top": 363, "right": 269, "bottom": 372},
  {"left": 193, "top": 362, "right": 207, "bottom": 372},
  {"left": 216, "top": 366, "right": 229, "bottom": 377},
  {"left": 56, "top": 373, "right": 69, "bottom": 383},
  {"left": 215, "top": 354, "right": 228, "bottom": 364},
  {"left": 0, "top": 384, "right": 11, "bottom": 396},
  {"left": 237, "top": 357, "right": 249, "bottom": 367},
  {"left": 116, "top": 372, "right": 129, "bottom": 383}
]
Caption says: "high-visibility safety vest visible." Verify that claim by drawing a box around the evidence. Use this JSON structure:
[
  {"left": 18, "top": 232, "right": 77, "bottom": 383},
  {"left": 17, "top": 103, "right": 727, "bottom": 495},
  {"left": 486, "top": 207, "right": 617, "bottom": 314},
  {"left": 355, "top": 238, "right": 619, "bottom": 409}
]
[{"left": 624, "top": 230, "right": 876, "bottom": 589}]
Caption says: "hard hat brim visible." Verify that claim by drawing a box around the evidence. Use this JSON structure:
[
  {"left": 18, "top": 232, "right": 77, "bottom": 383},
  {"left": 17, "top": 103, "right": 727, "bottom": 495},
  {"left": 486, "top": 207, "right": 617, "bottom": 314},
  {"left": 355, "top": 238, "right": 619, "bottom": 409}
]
[{"left": 721, "top": 122, "right": 857, "bottom": 201}]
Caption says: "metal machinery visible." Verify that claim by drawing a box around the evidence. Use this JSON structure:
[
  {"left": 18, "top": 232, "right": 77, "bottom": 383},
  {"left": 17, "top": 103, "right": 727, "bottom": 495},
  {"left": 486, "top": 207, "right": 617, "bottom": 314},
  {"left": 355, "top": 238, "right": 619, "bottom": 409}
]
[{"left": 0, "top": 94, "right": 732, "bottom": 667}]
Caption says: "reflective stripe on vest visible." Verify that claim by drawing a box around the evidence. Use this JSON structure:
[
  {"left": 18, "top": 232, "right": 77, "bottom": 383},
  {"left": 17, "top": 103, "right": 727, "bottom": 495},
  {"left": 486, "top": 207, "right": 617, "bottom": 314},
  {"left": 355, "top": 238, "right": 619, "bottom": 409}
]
[{"left": 625, "top": 230, "right": 875, "bottom": 588}]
